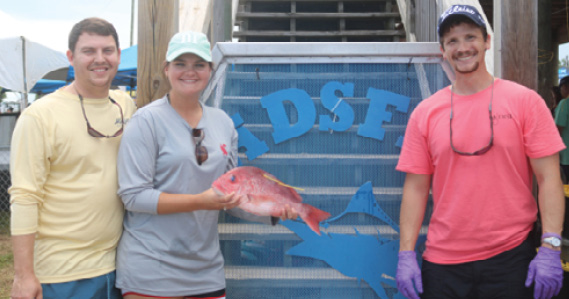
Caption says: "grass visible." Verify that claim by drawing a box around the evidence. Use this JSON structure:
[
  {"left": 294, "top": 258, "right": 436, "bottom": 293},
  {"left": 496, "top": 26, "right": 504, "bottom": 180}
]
[
  {"left": 0, "top": 233, "right": 12, "bottom": 299},
  {"left": 0, "top": 212, "right": 12, "bottom": 299}
]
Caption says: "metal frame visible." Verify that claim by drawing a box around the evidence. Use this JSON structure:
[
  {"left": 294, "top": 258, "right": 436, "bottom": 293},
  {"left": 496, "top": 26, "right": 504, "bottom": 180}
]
[
  {"left": 212, "top": 42, "right": 444, "bottom": 64},
  {"left": 204, "top": 41, "right": 448, "bottom": 297},
  {"left": 204, "top": 42, "right": 450, "bottom": 106}
]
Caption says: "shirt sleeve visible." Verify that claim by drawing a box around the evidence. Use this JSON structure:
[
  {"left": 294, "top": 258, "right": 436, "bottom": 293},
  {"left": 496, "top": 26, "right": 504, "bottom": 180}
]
[
  {"left": 117, "top": 112, "right": 162, "bottom": 214},
  {"left": 555, "top": 98, "right": 568, "bottom": 128},
  {"left": 396, "top": 107, "right": 434, "bottom": 175},
  {"left": 525, "top": 91, "right": 566, "bottom": 158},
  {"left": 9, "top": 113, "right": 49, "bottom": 235}
]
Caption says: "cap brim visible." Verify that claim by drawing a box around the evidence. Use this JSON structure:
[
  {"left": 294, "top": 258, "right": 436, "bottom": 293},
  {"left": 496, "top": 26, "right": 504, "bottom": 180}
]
[{"left": 167, "top": 48, "right": 212, "bottom": 62}]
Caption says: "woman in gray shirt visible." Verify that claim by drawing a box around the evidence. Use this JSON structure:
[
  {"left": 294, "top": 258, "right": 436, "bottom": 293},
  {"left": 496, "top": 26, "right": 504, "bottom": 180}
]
[{"left": 115, "top": 31, "right": 295, "bottom": 299}]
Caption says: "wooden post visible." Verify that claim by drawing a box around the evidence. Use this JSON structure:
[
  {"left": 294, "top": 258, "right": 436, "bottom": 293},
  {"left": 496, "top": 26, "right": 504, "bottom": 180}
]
[
  {"left": 137, "top": 0, "right": 178, "bottom": 107},
  {"left": 497, "top": 0, "right": 540, "bottom": 199},
  {"left": 21, "top": 36, "right": 28, "bottom": 111},
  {"left": 180, "top": 0, "right": 212, "bottom": 34},
  {"left": 212, "top": 0, "right": 226, "bottom": 45},
  {"left": 493, "top": 0, "right": 502, "bottom": 78},
  {"left": 538, "top": 0, "right": 555, "bottom": 108},
  {"left": 498, "top": 0, "right": 537, "bottom": 90}
]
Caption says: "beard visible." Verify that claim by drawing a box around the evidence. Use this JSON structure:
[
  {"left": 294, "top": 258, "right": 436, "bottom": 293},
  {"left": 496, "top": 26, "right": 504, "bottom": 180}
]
[
  {"left": 452, "top": 50, "right": 481, "bottom": 74},
  {"left": 455, "top": 61, "right": 480, "bottom": 74}
]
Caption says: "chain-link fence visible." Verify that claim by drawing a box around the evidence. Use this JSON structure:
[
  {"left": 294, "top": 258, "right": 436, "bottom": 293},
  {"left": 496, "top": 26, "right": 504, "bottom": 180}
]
[
  {"left": 0, "top": 113, "right": 16, "bottom": 234},
  {"left": 1, "top": 146, "right": 11, "bottom": 235}
]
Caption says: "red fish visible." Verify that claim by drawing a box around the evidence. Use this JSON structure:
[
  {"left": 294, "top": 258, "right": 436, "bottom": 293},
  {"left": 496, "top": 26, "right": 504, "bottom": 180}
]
[{"left": 212, "top": 166, "right": 331, "bottom": 235}]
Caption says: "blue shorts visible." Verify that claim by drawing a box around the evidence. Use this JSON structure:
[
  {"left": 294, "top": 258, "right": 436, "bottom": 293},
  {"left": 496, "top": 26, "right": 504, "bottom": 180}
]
[{"left": 42, "top": 270, "right": 122, "bottom": 299}]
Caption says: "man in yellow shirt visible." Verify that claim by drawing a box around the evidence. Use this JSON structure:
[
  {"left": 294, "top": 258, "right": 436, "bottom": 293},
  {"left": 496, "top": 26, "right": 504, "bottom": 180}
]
[{"left": 9, "top": 18, "right": 136, "bottom": 298}]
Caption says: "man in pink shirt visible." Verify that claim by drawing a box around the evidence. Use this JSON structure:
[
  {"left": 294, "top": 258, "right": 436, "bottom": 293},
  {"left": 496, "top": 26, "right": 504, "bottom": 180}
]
[{"left": 395, "top": 5, "right": 565, "bottom": 299}]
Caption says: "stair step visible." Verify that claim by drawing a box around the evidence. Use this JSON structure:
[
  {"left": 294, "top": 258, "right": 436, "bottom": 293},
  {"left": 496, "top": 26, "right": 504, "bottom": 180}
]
[{"left": 236, "top": 0, "right": 402, "bottom": 42}]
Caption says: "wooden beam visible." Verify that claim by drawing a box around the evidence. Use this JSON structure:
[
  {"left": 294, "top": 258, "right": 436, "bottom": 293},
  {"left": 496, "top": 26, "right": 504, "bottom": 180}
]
[
  {"left": 180, "top": 0, "right": 212, "bottom": 34},
  {"left": 233, "top": 29, "right": 405, "bottom": 37},
  {"left": 499, "top": 0, "right": 537, "bottom": 90},
  {"left": 212, "top": 0, "right": 226, "bottom": 45},
  {"left": 242, "top": 0, "right": 388, "bottom": 2},
  {"left": 235, "top": 12, "right": 401, "bottom": 19},
  {"left": 137, "top": 0, "right": 178, "bottom": 107}
]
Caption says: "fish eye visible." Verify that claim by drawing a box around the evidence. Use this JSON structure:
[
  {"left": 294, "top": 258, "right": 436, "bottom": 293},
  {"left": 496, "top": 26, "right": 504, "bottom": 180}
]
[{"left": 230, "top": 175, "right": 235, "bottom": 182}]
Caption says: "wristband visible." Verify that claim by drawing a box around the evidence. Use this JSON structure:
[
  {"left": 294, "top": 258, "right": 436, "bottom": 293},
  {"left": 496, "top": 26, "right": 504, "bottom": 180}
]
[{"left": 541, "top": 232, "right": 562, "bottom": 248}]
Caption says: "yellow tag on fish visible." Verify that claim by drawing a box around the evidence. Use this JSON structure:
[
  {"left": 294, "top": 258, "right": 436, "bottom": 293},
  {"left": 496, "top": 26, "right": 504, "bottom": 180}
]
[{"left": 263, "top": 174, "right": 305, "bottom": 191}]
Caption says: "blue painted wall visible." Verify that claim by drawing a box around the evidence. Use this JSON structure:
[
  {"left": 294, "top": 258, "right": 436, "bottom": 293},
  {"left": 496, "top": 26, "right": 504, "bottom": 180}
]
[{"left": 209, "top": 61, "right": 449, "bottom": 298}]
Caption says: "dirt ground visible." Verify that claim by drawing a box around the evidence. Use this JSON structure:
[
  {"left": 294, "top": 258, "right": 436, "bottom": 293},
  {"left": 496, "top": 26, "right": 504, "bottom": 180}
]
[{"left": 0, "top": 234, "right": 12, "bottom": 299}]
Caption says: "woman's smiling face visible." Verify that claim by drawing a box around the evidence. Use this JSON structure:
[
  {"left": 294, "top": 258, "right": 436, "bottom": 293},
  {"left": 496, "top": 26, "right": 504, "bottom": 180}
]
[{"left": 165, "top": 53, "right": 212, "bottom": 96}]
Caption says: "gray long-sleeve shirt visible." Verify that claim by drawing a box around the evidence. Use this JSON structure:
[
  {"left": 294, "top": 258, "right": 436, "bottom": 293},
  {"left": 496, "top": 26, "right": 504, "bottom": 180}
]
[{"left": 115, "top": 96, "right": 269, "bottom": 296}]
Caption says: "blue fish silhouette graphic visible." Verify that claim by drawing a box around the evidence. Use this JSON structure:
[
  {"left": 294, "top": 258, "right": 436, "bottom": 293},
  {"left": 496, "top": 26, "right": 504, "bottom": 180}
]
[{"left": 281, "top": 181, "right": 425, "bottom": 299}]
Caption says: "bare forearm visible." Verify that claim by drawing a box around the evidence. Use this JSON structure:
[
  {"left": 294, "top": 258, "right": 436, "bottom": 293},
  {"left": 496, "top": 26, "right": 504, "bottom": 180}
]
[
  {"left": 530, "top": 154, "right": 565, "bottom": 235},
  {"left": 538, "top": 179, "right": 565, "bottom": 235},
  {"left": 12, "top": 234, "right": 36, "bottom": 277},
  {"left": 399, "top": 173, "right": 431, "bottom": 251},
  {"left": 156, "top": 188, "right": 237, "bottom": 214},
  {"left": 400, "top": 199, "right": 427, "bottom": 251},
  {"left": 11, "top": 233, "right": 43, "bottom": 299}
]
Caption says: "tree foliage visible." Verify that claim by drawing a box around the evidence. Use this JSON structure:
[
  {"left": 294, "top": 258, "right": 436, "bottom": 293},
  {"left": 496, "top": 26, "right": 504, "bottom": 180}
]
[{"left": 560, "top": 56, "right": 569, "bottom": 69}]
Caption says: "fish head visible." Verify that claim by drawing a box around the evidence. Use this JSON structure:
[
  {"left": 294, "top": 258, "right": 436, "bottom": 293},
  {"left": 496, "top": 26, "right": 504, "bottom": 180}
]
[{"left": 212, "top": 167, "right": 244, "bottom": 196}]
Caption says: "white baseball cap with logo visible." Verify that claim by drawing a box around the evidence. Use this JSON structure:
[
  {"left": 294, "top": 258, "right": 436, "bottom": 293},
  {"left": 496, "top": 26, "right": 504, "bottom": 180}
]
[{"left": 166, "top": 31, "right": 212, "bottom": 62}]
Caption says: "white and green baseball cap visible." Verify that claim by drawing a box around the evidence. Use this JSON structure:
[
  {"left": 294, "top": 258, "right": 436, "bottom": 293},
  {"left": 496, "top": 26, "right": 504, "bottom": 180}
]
[{"left": 166, "top": 31, "right": 212, "bottom": 62}]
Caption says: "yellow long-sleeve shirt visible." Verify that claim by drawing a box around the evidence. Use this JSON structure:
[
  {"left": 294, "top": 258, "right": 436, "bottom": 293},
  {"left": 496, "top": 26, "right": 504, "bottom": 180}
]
[{"left": 9, "top": 88, "right": 136, "bottom": 283}]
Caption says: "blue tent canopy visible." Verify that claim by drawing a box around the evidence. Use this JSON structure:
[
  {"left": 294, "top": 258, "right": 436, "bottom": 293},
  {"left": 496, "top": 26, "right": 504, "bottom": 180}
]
[
  {"left": 30, "top": 79, "right": 67, "bottom": 94},
  {"left": 113, "top": 45, "right": 137, "bottom": 87},
  {"left": 31, "top": 45, "right": 138, "bottom": 94},
  {"left": 559, "top": 67, "right": 568, "bottom": 81}
]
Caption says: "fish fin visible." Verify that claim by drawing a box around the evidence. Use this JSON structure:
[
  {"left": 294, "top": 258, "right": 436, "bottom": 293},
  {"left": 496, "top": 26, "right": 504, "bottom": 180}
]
[
  {"left": 301, "top": 205, "right": 332, "bottom": 235},
  {"left": 263, "top": 174, "right": 305, "bottom": 191},
  {"left": 240, "top": 194, "right": 251, "bottom": 203}
]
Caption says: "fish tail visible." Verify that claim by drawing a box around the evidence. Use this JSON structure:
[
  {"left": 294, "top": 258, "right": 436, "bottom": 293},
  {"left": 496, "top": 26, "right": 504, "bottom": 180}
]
[{"left": 301, "top": 205, "right": 331, "bottom": 235}]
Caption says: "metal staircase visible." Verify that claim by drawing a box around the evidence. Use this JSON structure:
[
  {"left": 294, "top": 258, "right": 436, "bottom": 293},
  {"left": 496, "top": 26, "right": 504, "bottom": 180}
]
[
  {"left": 207, "top": 41, "right": 446, "bottom": 298},
  {"left": 234, "top": 0, "right": 405, "bottom": 42}
]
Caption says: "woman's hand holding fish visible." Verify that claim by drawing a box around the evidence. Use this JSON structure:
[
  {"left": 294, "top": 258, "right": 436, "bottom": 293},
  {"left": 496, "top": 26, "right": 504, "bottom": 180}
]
[
  {"left": 202, "top": 188, "right": 240, "bottom": 211},
  {"left": 277, "top": 204, "right": 298, "bottom": 221}
]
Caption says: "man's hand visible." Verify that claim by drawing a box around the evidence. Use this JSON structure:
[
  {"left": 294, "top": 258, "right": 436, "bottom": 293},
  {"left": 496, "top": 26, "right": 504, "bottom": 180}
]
[
  {"left": 524, "top": 246, "right": 563, "bottom": 299},
  {"left": 11, "top": 272, "right": 42, "bottom": 299},
  {"left": 396, "top": 251, "right": 423, "bottom": 299}
]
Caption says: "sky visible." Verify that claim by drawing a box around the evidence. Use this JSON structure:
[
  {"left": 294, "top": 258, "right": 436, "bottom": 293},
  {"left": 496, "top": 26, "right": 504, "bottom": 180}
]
[
  {"left": 0, "top": 0, "right": 138, "bottom": 52},
  {"left": 0, "top": 0, "right": 138, "bottom": 106},
  {"left": 561, "top": 43, "right": 569, "bottom": 62}
]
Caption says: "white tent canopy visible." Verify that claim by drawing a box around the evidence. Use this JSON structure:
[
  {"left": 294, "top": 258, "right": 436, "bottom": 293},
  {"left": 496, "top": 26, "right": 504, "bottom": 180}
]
[{"left": 0, "top": 36, "right": 69, "bottom": 95}]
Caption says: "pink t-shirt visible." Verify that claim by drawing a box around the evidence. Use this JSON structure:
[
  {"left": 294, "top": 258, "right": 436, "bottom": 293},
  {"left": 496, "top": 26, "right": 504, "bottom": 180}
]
[{"left": 396, "top": 78, "right": 565, "bottom": 264}]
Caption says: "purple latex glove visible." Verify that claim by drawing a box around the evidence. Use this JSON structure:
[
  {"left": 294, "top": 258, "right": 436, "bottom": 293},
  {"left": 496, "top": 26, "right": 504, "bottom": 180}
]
[
  {"left": 524, "top": 247, "right": 563, "bottom": 299},
  {"left": 396, "top": 251, "right": 423, "bottom": 299}
]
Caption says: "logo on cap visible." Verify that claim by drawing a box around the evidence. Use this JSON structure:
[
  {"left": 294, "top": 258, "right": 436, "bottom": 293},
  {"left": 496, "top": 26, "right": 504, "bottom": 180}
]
[{"left": 438, "top": 5, "right": 486, "bottom": 37}]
